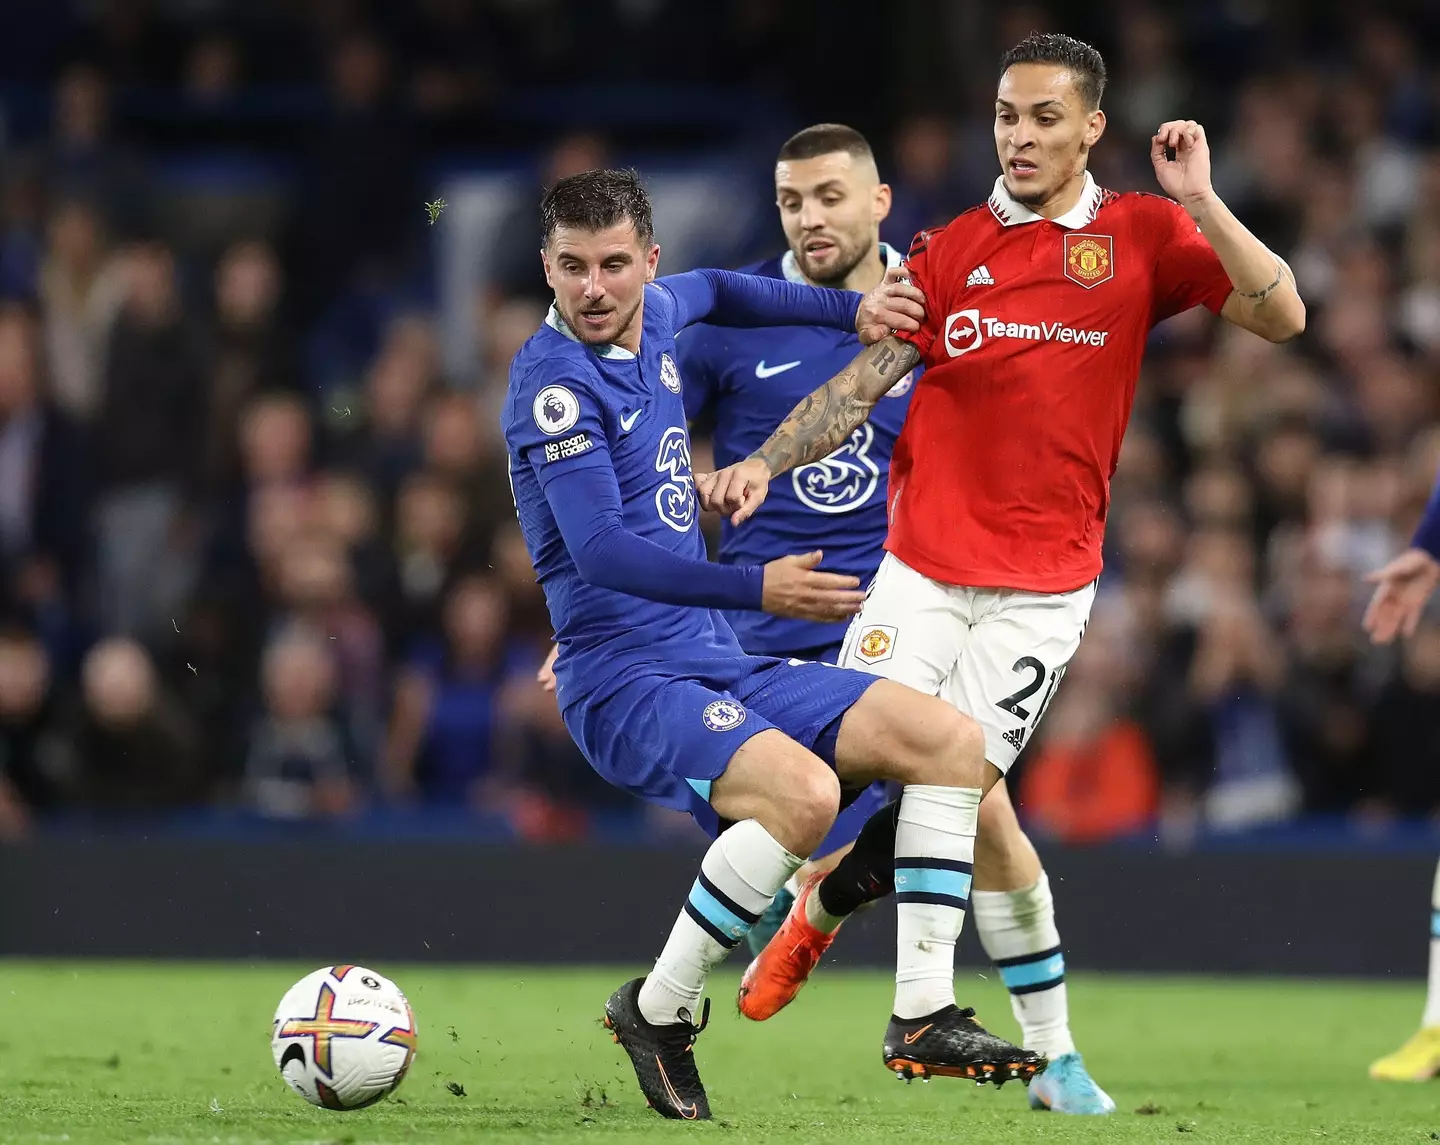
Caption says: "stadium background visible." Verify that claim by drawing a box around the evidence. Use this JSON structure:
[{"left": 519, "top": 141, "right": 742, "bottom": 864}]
[{"left": 0, "top": 0, "right": 1438, "bottom": 974}]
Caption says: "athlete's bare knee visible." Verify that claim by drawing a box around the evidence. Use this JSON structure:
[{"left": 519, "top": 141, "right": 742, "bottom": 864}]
[
  {"left": 711, "top": 734, "right": 839, "bottom": 857},
  {"left": 905, "top": 699, "right": 987, "bottom": 788}
]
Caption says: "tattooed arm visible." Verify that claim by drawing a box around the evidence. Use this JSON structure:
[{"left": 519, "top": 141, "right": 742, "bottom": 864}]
[{"left": 695, "top": 336, "right": 922, "bottom": 526}]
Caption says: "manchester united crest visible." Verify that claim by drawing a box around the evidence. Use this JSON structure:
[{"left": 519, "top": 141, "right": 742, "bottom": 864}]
[
  {"left": 1063, "top": 233, "right": 1113, "bottom": 288},
  {"left": 854, "top": 624, "right": 897, "bottom": 665}
]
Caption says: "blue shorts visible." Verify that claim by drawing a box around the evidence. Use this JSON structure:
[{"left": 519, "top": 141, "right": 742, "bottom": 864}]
[
  {"left": 564, "top": 653, "right": 879, "bottom": 839},
  {"left": 777, "top": 641, "right": 896, "bottom": 858}
]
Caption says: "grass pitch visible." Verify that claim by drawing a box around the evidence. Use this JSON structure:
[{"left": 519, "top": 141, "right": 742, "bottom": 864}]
[{"left": 1, "top": 961, "right": 1436, "bottom": 1143}]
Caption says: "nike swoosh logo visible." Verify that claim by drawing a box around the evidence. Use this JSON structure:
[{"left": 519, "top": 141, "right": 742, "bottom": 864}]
[
  {"left": 620, "top": 409, "right": 642, "bottom": 431},
  {"left": 902, "top": 1023, "right": 934, "bottom": 1045},
  {"left": 654, "top": 1055, "right": 699, "bottom": 1119},
  {"left": 755, "top": 360, "right": 801, "bottom": 378}
]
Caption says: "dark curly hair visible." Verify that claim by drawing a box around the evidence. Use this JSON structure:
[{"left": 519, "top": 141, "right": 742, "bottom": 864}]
[
  {"left": 1000, "top": 32, "right": 1108, "bottom": 110},
  {"left": 541, "top": 168, "right": 653, "bottom": 248}
]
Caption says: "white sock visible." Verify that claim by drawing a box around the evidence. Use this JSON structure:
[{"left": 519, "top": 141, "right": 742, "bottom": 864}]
[
  {"left": 893, "top": 784, "right": 981, "bottom": 1019},
  {"left": 973, "top": 872, "right": 1076, "bottom": 1059},
  {"left": 1422, "top": 860, "right": 1440, "bottom": 1029},
  {"left": 638, "top": 819, "right": 802, "bottom": 1026},
  {"left": 803, "top": 885, "right": 847, "bottom": 934}
]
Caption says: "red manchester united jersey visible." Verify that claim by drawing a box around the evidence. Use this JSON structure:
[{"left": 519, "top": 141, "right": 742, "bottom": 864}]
[{"left": 889, "top": 173, "right": 1233, "bottom": 593}]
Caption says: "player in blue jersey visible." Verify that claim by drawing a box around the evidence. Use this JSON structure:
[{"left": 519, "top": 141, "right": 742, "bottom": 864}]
[
  {"left": 504, "top": 169, "right": 1043, "bottom": 1119},
  {"left": 677, "top": 124, "right": 1113, "bottom": 1115},
  {"left": 675, "top": 125, "right": 912, "bottom": 931},
  {"left": 1364, "top": 474, "right": 1440, "bottom": 1080}
]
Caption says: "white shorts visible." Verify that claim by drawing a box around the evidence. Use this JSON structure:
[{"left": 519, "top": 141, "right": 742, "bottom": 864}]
[{"left": 838, "top": 553, "right": 1097, "bottom": 773}]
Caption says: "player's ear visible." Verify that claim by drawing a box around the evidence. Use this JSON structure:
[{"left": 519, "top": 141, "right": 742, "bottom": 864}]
[
  {"left": 1084, "top": 109, "right": 1106, "bottom": 149},
  {"left": 873, "top": 182, "right": 893, "bottom": 225},
  {"left": 541, "top": 249, "right": 554, "bottom": 289},
  {"left": 645, "top": 243, "right": 660, "bottom": 283}
]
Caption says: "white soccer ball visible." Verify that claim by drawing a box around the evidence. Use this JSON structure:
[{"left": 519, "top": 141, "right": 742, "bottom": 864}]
[{"left": 271, "top": 965, "right": 418, "bottom": 1110}]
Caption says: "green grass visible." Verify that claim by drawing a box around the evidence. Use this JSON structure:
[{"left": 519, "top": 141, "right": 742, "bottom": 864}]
[{"left": 1, "top": 962, "right": 1438, "bottom": 1143}]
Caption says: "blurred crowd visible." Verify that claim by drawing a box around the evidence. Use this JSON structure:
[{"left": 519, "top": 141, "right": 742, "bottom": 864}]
[{"left": 0, "top": 0, "right": 1438, "bottom": 845}]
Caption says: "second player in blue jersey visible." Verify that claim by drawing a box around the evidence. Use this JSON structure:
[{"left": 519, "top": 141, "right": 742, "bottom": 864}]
[{"left": 679, "top": 252, "right": 915, "bottom": 661}]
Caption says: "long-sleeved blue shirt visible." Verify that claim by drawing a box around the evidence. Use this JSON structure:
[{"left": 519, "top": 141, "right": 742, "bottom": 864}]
[{"left": 503, "top": 269, "right": 862, "bottom": 708}]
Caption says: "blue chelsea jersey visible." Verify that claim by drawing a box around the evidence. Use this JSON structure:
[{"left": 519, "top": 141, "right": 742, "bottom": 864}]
[
  {"left": 678, "top": 245, "right": 918, "bottom": 655},
  {"left": 504, "top": 283, "right": 745, "bottom": 709}
]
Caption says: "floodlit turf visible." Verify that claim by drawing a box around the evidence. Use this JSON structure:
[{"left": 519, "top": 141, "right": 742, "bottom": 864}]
[{"left": 1, "top": 962, "right": 1438, "bottom": 1143}]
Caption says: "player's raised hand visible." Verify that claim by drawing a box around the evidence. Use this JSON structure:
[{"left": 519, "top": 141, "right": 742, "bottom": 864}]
[
  {"left": 1363, "top": 548, "right": 1440, "bottom": 645},
  {"left": 761, "top": 551, "right": 866, "bottom": 622},
  {"left": 537, "top": 642, "right": 559, "bottom": 693},
  {"left": 1150, "top": 119, "right": 1213, "bottom": 210},
  {"left": 695, "top": 456, "right": 772, "bottom": 525},
  {"left": 856, "top": 265, "right": 925, "bottom": 345}
]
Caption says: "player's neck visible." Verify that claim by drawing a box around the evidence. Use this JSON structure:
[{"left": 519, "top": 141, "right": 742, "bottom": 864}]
[
  {"left": 1028, "top": 170, "right": 1091, "bottom": 221},
  {"left": 614, "top": 299, "right": 644, "bottom": 354}
]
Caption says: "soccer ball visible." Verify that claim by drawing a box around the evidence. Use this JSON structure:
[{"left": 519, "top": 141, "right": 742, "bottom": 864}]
[{"left": 271, "top": 965, "right": 418, "bottom": 1110}]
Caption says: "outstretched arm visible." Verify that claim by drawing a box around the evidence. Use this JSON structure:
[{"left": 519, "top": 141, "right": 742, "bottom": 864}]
[
  {"left": 696, "top": 336, "right": 921, "bottom": 525},
  {"left": 658, "top": 268, "right": 925, "bottom": 342}
]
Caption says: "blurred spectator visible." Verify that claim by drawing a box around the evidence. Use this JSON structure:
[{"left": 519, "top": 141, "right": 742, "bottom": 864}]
[
  {"left": 0, "top": 161, "right": 46, "bottom": 302},
  {"left": 57, "top": 637, "right": 202, "bottom": 811},
  {"left": 422, "top": 389, "right": 513, "bottom": 552},
  {"left": 0, "top": 302, "right": 92, "bottom": 663},
  {"left": 384, "top": 574, "right": 511, "bottom": 806},
  {"left": 243, "top": 629, "right": 358, "bottom": 820},
  {"left": 387, "top": 471, "right": 471, "bottom": 649},
  {"left": 290, "top": 32, "right": 419, "bottom": 325},
  {"left": 270, "top": 535, "right": 385, "bottom": 759},
  {"left": 205, "top": 241, "right": 300, "bottom": 489},
  {"left": 1108, "top": 6, "right": 1190, "bottom": 142},
  {"left": 93, "top": 241, "right": 208, "bottom": 639},
  {"left": 1367, "top": 618, "right": 1440, "bottom": 818},
  {"left": 400, "top": 0, "right": 498, "bottom": 117},
  {"left": 36, "top": 64, "right": 148, "bottom": 238},
  {"left": 333, "top": 314, "right": 439, "bottom": 499},
  {"left": 181, "top": 31, "right": 243, "bottom": 107},
  {"left": 313, "top": 469, "right": 392, "bottom": 615},
  {"left": 883, "top": 114, "right": 964, "bottom": 252},
  {"left": 37, "top": 198, "right": 126, "bottom": 420},
  {"left": 0, "top": 626, "right": 61, "bottom": 829},
  {"left": 1277, "top": 559, "right": 1380, "bottom": 812}
]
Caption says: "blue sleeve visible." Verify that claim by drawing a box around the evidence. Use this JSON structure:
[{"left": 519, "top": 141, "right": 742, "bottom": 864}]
[
  {"left": 1413, "top": 474, "right": 1440, "bottom": 559},
  {"left": 657, "top": 268, "right": 861, "bottom": 333},
  {"left": 509, "top": 366, "right": 614, "bottom": 482},
  {"left": 676, "top": 325, "right": 718, "bottom": 420},
  {"left": 539, "top": 463, "right": 764, "bottom": 610}
]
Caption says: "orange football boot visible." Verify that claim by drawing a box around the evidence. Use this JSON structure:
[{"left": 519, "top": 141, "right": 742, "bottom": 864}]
[{"left": 737, "top": 873, "right": 838, "bottom": 1020}]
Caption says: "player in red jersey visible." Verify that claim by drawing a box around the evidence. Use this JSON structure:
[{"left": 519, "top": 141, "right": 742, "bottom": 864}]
[{"left": 699, "top": 32, "right": 1304, "bottom": 1114}]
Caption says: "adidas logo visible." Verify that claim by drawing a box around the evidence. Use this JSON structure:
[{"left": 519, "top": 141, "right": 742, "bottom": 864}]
[
  {"left": 966, "top": 264, "right": 996, "bottom": 287},
  {"left": 1002, "top": 726, "right": 1027, "bottom": 752}
]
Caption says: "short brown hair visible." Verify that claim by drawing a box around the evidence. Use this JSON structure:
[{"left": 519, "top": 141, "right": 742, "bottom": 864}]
[{"left": 777, "top": 123, "right": 874, "bottom": 164}]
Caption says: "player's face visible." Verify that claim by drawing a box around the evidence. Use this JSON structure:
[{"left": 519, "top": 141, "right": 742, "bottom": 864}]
[
  {"left": 543, "top": 221, "right": 660, "bottom": 351},
  {"left": 994, "top": 63, "right": 1106, "bottom": 208},
  {"left": 775, "top": 152, "right": 891, "bottom": 287}
]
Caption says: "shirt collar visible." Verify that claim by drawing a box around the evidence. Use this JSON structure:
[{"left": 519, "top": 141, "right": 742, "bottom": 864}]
[
  {"left": 987, "top": 171, "right": 1102, "bottom": 230},
  {"left": 545, "top": 303, "right": 637, "bottom": 360},
  {"left": 779, "top": 241, "right": 903, "bottom": 286}
]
